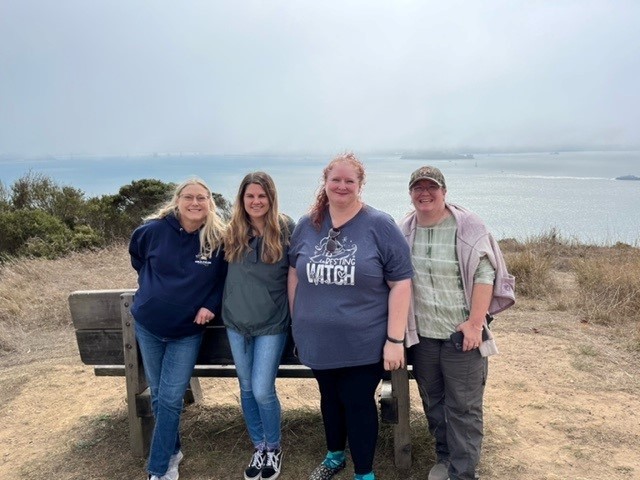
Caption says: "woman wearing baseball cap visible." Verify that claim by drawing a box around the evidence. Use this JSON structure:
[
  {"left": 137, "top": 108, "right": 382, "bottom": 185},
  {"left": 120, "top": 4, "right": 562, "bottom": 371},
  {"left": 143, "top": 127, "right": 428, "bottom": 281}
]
[{"left": 399, "top": 166, "right": 515, "bottom": 480}]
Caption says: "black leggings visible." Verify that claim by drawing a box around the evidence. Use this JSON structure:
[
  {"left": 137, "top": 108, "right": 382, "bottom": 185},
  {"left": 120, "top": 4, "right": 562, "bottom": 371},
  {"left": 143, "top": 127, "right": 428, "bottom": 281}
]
[{"left": 312, "top": 361, "right": 384, "bottom": 474}]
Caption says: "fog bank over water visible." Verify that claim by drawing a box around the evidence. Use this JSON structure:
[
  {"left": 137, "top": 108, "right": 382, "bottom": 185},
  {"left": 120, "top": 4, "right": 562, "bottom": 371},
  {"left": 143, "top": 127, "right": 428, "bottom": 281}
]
[{"left": 1, "top": 1, "right": 639, "bottom": 156}]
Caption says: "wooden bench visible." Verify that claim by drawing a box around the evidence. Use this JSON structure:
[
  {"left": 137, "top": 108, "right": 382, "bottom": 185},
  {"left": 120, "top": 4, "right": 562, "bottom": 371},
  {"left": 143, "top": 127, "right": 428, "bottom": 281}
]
[{"left": 68, "top": 289, "right": 412, "bottom": 469}]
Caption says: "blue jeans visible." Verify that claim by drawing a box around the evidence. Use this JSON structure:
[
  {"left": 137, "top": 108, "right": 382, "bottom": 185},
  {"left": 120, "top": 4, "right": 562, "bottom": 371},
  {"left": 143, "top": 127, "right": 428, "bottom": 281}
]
[
  {"left": 226, "top": 328, "right": 287, "bottom": 449},
  {"left": 135, "top": 322, "right": 203, "bottom": 476}
]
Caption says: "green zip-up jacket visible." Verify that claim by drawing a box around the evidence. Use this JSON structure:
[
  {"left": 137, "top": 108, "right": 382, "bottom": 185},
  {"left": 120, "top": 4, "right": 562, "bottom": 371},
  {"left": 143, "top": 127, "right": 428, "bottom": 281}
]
[{"left": 222, "top": 216, "right": 295, "bottom": 337}]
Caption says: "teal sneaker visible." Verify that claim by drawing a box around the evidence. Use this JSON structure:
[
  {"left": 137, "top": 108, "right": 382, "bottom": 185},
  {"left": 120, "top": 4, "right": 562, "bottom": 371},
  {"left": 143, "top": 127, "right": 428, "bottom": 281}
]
[{"left": 309, "top": 459, "right": 346, "bottom": 480}]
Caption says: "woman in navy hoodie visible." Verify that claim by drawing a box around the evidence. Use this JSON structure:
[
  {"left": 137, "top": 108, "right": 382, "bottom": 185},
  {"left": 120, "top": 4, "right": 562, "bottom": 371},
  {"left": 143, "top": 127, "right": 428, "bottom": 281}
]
[{"left": 129, "top": 178, "right": 227, "bottom": 480}]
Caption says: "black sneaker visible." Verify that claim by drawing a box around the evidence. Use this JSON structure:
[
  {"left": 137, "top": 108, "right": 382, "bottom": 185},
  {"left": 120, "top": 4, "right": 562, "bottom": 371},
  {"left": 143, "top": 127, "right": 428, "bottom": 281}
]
[
  {"left": 244, "top": 448, "right": 265, "bottom": 480},
  {"left": 261, "top": 449, "right": 283, "bottom": 480}
]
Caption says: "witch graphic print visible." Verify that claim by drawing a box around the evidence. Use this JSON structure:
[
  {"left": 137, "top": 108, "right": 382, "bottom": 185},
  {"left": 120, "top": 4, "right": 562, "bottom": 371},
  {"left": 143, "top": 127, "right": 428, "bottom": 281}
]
[
  {"left": 288, "top": 206, "right": 413, "bottom": 369},
  {"left": 307, "top": 228, "right": 358, "bottom": 286}
]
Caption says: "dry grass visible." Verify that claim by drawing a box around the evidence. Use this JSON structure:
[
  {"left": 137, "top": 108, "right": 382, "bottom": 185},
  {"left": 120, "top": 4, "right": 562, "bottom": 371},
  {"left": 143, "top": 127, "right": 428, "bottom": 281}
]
[
  {"left": 500, "top": 230, "right": 587, "bottom": 271},
  {"left": 2, "top": 240, "right": 640, "bottom": 479},
  {"left": 573, "top": 249, "right": 640, "bottom": 326},
  {"left": 500, "top": 235, "right": 640, "bottom": 348},
  {"left": 0, "top": 243, "right": 137, "bottom": 355},
  {"left": 504, "top": 249, "right": 556, "bottom": 298},
  {"left": 12, "top": 379, "right": 437, "bottom": 480}
]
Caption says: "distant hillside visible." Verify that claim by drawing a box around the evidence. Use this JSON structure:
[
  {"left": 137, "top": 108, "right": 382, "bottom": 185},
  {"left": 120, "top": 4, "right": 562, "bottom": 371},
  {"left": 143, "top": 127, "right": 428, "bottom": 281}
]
[{"left": 400, "top": 151, "right": 474, "bottom": 160}]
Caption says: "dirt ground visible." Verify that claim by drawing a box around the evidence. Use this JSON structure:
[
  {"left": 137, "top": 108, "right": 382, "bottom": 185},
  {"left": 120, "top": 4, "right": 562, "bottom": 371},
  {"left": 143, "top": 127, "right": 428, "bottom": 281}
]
[{"left": 1, "top": 274, "right": 639, "bottom": 479}]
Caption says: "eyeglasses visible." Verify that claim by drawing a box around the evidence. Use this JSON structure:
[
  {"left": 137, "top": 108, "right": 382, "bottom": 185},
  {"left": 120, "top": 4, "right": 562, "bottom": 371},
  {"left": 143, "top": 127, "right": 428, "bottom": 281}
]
[
  {"left": 326, "top": 228, "right": 341, "bottom": 253},
  {"left": 411, "top": 184, "right": 440, "bottom": 194},
  {"left": 179, "top": 194, "right": 209, "bottom": 203}
]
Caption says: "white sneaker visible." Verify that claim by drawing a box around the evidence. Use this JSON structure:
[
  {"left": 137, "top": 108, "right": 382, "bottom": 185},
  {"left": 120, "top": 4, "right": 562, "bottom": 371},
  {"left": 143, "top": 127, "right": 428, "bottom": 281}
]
[
  {"left": 168, "top": 450, "right": 184, "bottom": 471},
  {"left": 148, "top": 473, "right": 178, "bottom": 480},
  {"left": 147, "top": 453, "right": 181, "bottom": 480},
  {"left": 164, "top": 465, "right": 179, "bottom": 480},
  {"left": 428, "top": 460, "right": 449, "bottom": 480}
]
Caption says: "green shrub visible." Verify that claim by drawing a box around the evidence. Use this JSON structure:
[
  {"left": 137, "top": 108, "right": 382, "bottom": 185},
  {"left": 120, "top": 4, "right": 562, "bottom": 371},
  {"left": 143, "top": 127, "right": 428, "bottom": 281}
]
[
  {"left": 84, "top": 179, "right": 177, "bottom": 240},
  {"left": 1, "top": 172, "right": 231, "bottom": 258},
  {"left": 10, "top": 170, "right": 60, "bottom": 211},
  {"left": 22, "top": 233, "right": 73, "bottom": 258},
  {"left": 5, "top": 171, "right": 88, "bottom": 228},
  {"left": 0, "top": 210, "right": 72, "bottom": 257},
  {"left": 0, "top": 180, "right": 10, "bottom": 211},
  {"left": 70, "top": 225, "right": 105, "bottom": 250}
]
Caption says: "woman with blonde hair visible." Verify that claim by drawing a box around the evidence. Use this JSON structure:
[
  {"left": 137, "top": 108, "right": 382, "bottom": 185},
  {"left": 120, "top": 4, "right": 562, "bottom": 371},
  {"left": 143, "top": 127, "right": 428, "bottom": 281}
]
[
  {"left": 223, "top": 172, "right": 294, "bottom": 480},
  {"left": 288, "top": 153, "right": 413, "bottom": 480},
  {"left": 129, "top": 178, "right": 228, "bottom": 480}
]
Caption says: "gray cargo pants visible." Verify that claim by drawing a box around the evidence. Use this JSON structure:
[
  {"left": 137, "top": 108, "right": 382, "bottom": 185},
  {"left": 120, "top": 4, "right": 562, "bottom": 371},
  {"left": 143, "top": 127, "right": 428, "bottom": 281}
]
[{"left": 411, "top": 336, "right": 488, "bottom": 480}]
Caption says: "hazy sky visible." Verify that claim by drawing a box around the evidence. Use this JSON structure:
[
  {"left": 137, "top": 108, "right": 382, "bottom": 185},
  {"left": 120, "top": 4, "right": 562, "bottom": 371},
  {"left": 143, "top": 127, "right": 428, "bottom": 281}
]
[{"left": 1, "top": 0, "right": 639, "bottom": 155}]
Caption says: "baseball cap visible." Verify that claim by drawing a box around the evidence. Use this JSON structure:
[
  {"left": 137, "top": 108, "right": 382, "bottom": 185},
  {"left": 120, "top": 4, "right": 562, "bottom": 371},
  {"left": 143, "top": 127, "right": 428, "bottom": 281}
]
[{"left": 408, "top": 166, "right": 446, "bottom": 189}]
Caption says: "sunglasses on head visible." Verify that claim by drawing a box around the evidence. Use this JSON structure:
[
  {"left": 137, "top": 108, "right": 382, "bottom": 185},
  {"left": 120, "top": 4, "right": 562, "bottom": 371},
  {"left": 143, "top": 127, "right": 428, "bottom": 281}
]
[{"left": 326, "top": 228, "right": 341, "bottom": 253}]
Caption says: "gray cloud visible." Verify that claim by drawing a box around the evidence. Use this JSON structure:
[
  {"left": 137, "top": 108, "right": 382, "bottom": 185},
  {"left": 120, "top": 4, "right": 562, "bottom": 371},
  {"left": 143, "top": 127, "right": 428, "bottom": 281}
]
[{"left": 1, "top": 0, "right": 639, "bottom": 155}]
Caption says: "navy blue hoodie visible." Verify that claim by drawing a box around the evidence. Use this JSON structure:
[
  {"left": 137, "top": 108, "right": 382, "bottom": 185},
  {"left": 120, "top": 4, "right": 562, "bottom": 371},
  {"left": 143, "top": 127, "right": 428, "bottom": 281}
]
[{"left": 129, "top": 214, "right": 228, "bottom": 338}]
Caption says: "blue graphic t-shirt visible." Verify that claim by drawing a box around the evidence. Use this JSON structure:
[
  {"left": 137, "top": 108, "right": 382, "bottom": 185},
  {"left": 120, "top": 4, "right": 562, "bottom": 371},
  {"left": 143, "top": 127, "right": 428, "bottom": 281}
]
[{"left": 288, "top": 205, "right": 413, "bottom": 369}]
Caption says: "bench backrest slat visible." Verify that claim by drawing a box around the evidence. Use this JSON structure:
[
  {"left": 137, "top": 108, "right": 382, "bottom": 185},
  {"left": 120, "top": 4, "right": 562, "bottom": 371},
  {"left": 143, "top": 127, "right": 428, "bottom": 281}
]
[
  {"left": 69, "top": 289, "right": 136, "bottom": 329},
  {"left": 69, "top": 290, "right": 301, "bottom": 367},
  {"left": 75, "top": 330, "right": 126, "bottom": 364}
]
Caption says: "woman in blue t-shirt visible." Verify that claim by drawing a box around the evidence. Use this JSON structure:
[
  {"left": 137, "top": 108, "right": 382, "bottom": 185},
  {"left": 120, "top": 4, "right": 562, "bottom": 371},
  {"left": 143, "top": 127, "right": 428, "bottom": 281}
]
[{"left": 287, "top": 153, "right": 413, "bottom": 480}]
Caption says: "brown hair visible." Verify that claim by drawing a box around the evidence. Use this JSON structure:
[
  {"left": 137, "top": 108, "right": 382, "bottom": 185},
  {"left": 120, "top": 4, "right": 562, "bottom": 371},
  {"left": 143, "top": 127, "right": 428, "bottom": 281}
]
[{"left": 224, "top": 172, "right": 290, "bottom": 264}]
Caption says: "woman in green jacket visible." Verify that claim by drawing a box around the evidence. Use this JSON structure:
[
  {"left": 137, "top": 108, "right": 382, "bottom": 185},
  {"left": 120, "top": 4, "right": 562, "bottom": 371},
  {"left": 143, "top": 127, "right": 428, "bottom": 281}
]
[{"left": 222, "top": 172, "right": 294, "bottom": 480}]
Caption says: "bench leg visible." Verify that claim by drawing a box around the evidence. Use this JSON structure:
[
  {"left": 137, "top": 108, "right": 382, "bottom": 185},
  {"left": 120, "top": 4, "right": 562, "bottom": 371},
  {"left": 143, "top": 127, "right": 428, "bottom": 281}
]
[
  {"left": 391, "top": 368, "right": 412, "bottom": 469},
  {"left": 133, "top": 388, "right": 154, "bottom": 457},
  {"left": 121, "top": 293, "right": 153, "bottom": 457},
  {"left": 184, "top": 377, "right": 203, "bottom": 404}
]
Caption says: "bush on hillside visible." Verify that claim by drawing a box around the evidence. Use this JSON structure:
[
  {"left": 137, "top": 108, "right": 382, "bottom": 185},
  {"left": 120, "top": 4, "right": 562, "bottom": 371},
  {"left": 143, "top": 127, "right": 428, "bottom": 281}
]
[
  {"left": 50, "top": 186, "right": 87, "bottom": 229},
  {"left": 69, "top": 225, "right": 105, "bottom": 250},
  {"left": 83, "top": 194, "right": 137, "bottom": 241},
  {"left": 0, "top": 210, "right": 72, "bottom": 258},
  {"left": 78, "top": 179, "right": 176, "bottom": 241},
  {"left": 21, "top": 226, "right": 105, "bottom": 258},
  {"left": 0, "top": 180, "right": 10, "bottom": 210},
  {"left": 0, "top": 172, "right": 232, "bottom": 259},
  {"left": 113, "top": 179, "right": 176, "bottom": 217},
  {"left": 10, "top": 170, "right": 61, "bottom": 211},
  {"left": 212, "top": 192, "right": 232, "bottom": 220}
]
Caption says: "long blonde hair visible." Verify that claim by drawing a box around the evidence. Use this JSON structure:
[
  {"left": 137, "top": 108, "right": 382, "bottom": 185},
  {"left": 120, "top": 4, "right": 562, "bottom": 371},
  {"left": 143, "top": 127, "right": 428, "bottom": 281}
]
[
  {"left": 224, "top": 172, "right": 290, "bottom": 264},
  {"left": 145, "top": 177, "right": 225, "bottom": 258},
  {"left": 309, "top": 152, "right": 366, "bottom": 229}
]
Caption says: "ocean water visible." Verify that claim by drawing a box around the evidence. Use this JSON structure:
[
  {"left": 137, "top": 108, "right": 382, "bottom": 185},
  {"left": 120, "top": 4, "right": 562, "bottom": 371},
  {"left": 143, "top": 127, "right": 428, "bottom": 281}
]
[{"left": 1, "top": 150, "right": 639, "bottom": 245}]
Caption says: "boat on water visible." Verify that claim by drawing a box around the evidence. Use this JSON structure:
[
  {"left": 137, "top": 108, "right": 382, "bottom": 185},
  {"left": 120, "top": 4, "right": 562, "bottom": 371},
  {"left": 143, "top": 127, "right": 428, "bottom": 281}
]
[{"left": 615, "top": 175, "right": 640, "bottom": 181}]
